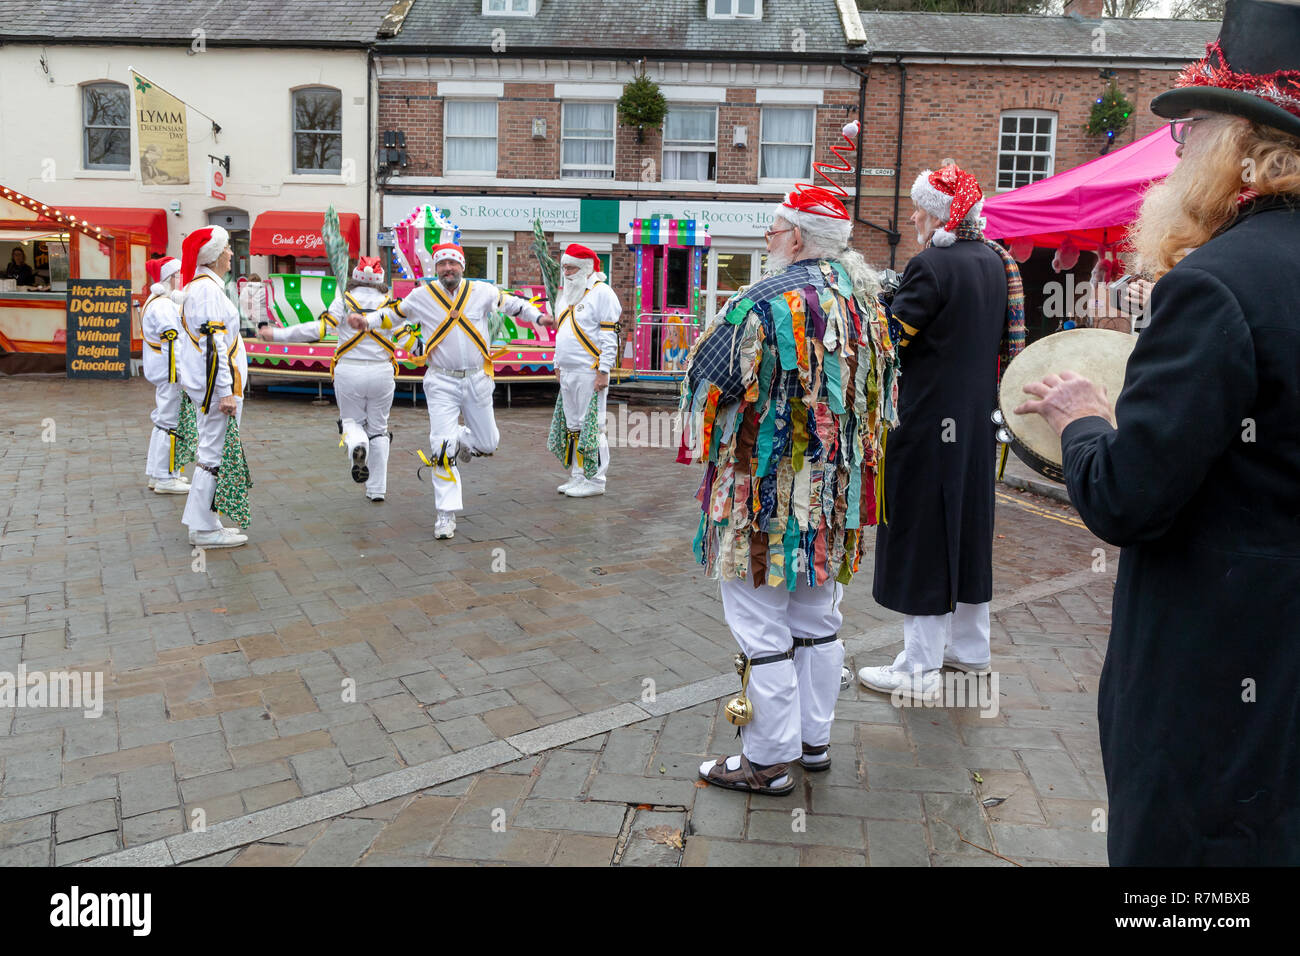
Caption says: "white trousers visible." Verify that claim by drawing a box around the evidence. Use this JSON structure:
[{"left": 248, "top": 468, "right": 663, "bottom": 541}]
[
  {"left": 893, "top": 601, "right": 991, "bottom": 675},
  {"left": 181, "top": 395, "right": 242, "bottom": 533},
  {"left": 557, "top": 366, "right": 609, "bottom": 486},
  {"left": 334, "top": 360, "right": 395, "bottom": 498},
  {"left": 719, "top": 577, "right": 845, "bottom": 766},
  {"left": 424, "top": 369, "right": 499, "bottom": 514},
  {"left": 146, "top": 382, "right": 184, "bottom": 480}
]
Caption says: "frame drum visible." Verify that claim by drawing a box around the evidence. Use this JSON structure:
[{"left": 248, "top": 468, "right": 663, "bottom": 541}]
[{"left": 997, "top": 328, "right": 1137, "bottom": 482}]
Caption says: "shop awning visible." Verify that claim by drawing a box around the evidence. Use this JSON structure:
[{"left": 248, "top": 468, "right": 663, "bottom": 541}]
[
  {"left": 56, "top": 207, "right": 169, "bottom": 254},
  {"left": 250, "top": 211, "right": 361, "bottom": 258}
]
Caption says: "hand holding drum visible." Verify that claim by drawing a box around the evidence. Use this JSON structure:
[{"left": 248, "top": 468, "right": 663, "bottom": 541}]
[{"left": 996, "top": 328, "right": 1135, "bottom": 481}]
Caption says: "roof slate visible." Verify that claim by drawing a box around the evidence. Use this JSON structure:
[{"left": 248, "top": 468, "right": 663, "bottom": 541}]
[
  {"left": 858, "top": 10, "right": 1219, "bottom": 59},
  {"left": 0, "top": 0, "right": 400, "bottom": 44},
  {"left": 378, "top": 0, "right": 859, "bottom": 57}
]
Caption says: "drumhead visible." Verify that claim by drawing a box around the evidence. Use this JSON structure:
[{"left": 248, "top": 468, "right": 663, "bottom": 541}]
[{"left": 999, "top": 328, "right": 1137, "bottom": 474}]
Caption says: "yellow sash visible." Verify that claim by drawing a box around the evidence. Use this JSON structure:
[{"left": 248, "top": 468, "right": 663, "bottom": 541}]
[
  {"left": 422, "top": 280, "right": 494, "bottom": 377},
  {"left": 555, "top": 284, "right": 602, "bottom": 369},
  {"left": 330, "top": 291, "right": 399, "bottom": 376}
]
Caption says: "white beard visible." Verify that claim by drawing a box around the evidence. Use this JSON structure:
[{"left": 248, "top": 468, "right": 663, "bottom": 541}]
[{"left": 557, "top": 271, "right": 588, "bottom": 310}]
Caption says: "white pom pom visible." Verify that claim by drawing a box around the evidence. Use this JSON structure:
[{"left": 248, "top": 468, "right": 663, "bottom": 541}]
[
  {"left": 932, "top": 229, "right": 957, "bottom": 248},
  {"left": 842, "top": 120, "right": 861, "bottom": 140}
]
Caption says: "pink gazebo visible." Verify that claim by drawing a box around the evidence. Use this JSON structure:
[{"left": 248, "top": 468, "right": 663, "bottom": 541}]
[{"left": 982, "top": 127, "right": 1179, "bottom": 251}]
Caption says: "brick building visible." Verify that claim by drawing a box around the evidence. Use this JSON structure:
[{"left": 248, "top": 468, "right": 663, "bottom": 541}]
[{"left": 373, "top": 0, "right": 1216, "bottom": 336}]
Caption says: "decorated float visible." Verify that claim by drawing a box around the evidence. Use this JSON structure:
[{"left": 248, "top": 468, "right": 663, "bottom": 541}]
[{"left": 623, "top": 217, "right": 709, "bottom": 380}]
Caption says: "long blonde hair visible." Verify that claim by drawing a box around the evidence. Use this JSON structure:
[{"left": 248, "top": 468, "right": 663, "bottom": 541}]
[{"left": 1130, "top": 117, "right": 1300, "bottom": 278}]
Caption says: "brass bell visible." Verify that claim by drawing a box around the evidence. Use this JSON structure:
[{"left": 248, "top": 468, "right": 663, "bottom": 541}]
[
  {"left": 725, "top": 693, "right": 754, "bottom": 726},
  {"left": 732, "top": 653, "right": 748, "bottom": 677}
]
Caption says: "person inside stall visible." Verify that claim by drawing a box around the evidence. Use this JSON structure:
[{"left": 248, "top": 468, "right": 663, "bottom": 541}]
[{"left": 4, "top": 248, "right": 35, "bottom": 286}]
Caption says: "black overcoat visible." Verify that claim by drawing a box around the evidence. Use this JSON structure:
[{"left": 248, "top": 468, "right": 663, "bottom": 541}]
[
  {"left": 1061, "top": 197, "right": 1300, "bottom": 866},
  {"left": 873, "top": 239, "right": 1007, "bottom": 615}
]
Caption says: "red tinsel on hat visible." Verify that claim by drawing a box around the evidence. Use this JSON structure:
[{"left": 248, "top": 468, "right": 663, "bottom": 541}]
[{"left": 1177, "top": 40, "right": 1300, "bottom": 120}]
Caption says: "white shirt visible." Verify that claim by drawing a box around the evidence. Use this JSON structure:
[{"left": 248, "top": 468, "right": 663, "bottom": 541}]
[
  {"left": 554, "top": 274, "right": 620, "bottom": 373},
  {"left": 141, "top": 283, "right": 185, "bottom": 386},
  {"left": 179, "top": 265, "right": 247, "bottom": 406},
  {"left": 272, "top": 284, "right": 397, "bottom": 365},
  {"left": 367, "top": 277, "right": 540, "bottom": 372}
]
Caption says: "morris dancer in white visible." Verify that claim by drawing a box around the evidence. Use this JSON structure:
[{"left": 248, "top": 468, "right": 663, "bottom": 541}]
[
  {"left": 259, "top": 256, "right": 398, "bottom": 502},
  {"left": 350, "top": 242, "right": 540, "bottom": 539},
  {"left": 537, "top": 244, "right": 621, "bottom": 497},
  {"left": 140, "top": 255, "right": 190, "bottom": 495},
  {"left": 177, "top": 226, "right": 248, "bottom": 549}
]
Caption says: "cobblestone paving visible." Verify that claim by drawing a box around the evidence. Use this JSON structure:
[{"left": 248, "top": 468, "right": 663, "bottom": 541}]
[{"left": 0, "top": 376, "right": 1112, "bottom": 866}]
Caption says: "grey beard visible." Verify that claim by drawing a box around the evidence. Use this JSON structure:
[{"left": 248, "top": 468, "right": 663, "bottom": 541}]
[
  {"left": 558, "top": 275, "right": 585, "bottom": 306},
  {"left": 440, "top": 274, "right": 459, "bottom": 292},
  {"left": 764, "top": 250, "right": 793, "bottom": 275}
]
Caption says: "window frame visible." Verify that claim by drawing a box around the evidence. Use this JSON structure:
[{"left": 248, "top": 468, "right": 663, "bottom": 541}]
[
  {"left": 996, "top": 110, "right": 1057, "bottom": 192},
  {"left": 560, "top": 101, "right": 617, "bottom": 181},
  {"left": 481, "top": 0, "right": 537, "bottom": 15},
  {"left": 443, "top": 99, "right": 500, "bottom": 175},
  {"left": 661, "top": 105, "right": 719, "bottom": 184},
  {"left": 708, "top": 0, "right": 762, "bottom": 19},
  {"left": 82, "top": 81, "right": 131, "bottom": 171},
  {"left": 758, "top": 105, "right": 815, "bottom": 183},
  {"left": 291, "top": 86, "right": 344, "bottom": 175}
]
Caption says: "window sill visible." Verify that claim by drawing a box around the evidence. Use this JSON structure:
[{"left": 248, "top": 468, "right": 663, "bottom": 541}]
[
  {"left": 75, "top": 170, "right": 134, "bottom": 180},
  {"left": 284, "top": 174, "right": 349, "bottom": 184}
]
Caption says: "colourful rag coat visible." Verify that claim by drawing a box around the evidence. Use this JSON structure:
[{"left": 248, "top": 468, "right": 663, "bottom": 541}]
[{"left": 680, "top": 257, "right": 899, "bottom": 590}]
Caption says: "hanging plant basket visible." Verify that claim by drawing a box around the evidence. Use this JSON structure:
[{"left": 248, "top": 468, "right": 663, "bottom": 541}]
[{"left": 618, "top": 70, "right": 668, "bottom": 144}]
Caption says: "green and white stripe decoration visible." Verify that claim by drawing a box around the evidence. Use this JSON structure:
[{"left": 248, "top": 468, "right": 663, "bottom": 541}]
[{"left": 391, "top": 203, "right": 463, "bottom": 282}]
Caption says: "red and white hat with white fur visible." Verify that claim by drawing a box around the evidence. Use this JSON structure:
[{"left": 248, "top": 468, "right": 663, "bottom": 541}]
[
  {"left": 180, "top": 226, "right": 230, "bottom": 284},
  {"left": 911, "top": 164, "right": 985, "bottom": 248}
]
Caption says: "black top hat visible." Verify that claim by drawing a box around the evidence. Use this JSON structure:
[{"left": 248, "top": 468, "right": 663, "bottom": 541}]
[{"left": 1151, "top": 0, "right": 1300, "bottom": 139}]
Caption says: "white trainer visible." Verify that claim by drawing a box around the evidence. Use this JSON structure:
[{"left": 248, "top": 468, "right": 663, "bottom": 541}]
[
  {"left": 858, "top": 664, "right": 942, "bottom": 704},
  {"left": 564, "top": 477, "right": 605, "bottom": 498},
  {"left": 434, "top": 513, "right": 456, "bottom": 539},
  {"left": 147, "top": 478, "right": 157, "bottom": 490},
  {"left": 943, "top": 656, "right": 992, "bottom": 676},
  {"left": 189, "top": 525, "right": 238, "bottom": 545},
  {"left": 556, "top": 477, "right": 579, "bottom": 494},
  {"left": 154, "top": 477, "right": 190, "bottom": 494},
  {"left": 191, "top": 527, "right": 248, "bottom": 549}
]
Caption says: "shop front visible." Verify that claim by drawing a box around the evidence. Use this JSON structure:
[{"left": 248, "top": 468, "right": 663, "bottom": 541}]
[{"left": 0, "top": 185, "right": 150, "bottom": 373}]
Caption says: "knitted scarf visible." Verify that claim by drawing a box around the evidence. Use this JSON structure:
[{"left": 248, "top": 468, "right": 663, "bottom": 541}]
[{"left": 956, "top": 220, "right": 1026, "bottom": 379}]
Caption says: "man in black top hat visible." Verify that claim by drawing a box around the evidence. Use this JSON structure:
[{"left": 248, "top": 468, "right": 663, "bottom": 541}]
[{"left": 1017, "top": 0, "right": 1300, "bottom": 866}]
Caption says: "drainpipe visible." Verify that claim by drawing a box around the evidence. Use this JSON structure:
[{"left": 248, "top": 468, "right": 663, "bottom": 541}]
[
  {"left": 840, "top": 57, "right": 901, "bottom": 267},
  {"left": 366, "top": 45, "right": 375, "bottom": 257},
  {"left": 890, "top": 57, "right": 907, "bottom": 271}
]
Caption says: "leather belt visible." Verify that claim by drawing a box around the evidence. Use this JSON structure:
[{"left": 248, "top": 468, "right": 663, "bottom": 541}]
[{"left": 792, "top": 634, "right": 840, "bottom": 648}]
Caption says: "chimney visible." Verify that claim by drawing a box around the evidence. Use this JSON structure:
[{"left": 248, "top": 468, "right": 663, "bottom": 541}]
[{"left": 1065, "top": 0, "right": 1106, "bottom": 18}]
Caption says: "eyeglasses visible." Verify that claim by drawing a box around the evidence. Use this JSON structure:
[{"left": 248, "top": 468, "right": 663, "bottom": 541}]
[
  {"left": 1169, "top": 117, "right": 1206, "bottom": 145},
  {"left": 764, "top": 226, "right": 797, "bottom": 241}
]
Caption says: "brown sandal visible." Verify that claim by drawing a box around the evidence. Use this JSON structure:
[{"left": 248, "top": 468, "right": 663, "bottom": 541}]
[
  {"left": 700, "top": 754, "right": 795, "bottom": 796},
  {"left": 799, "top": 743, "right": 831, "bottom": 772}
]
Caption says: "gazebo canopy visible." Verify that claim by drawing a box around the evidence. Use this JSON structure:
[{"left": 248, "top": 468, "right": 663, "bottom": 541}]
[{"left": 982, "top": 126, "right": 1179, "bottom": 251}]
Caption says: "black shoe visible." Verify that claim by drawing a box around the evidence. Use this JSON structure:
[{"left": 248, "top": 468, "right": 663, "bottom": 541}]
[{"left": 351, "top": 445, "right": 369, "bottom": 483}]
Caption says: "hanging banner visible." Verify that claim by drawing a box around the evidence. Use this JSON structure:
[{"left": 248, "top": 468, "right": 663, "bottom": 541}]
[
  {"left": 65, "top": 279, "right": 133, "bottom": 379},
  {"left": 131, "top": 71, "right": 189, "bottom": 185}
]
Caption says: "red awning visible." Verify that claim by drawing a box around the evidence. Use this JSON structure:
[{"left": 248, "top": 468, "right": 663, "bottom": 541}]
[
  {"left": 250, "top": 211, "right": 360, "bottom": 258},
  {"left": 55, "top": 207, "right": 169, "bottom": 254}
]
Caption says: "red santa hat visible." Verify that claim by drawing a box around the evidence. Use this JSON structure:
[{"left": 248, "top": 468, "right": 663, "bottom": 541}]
[
  {"left": 561, "top": 244, "right": 603, "bottom": 275},
  {"left": 351, "top": 255, "right": 386, "bottom": 285},
  {"left": 145, "top": 256, "right": 180, "bottom": 288},
  {"left": 180, "top": 225, "right": 230, "bottom": 284},
  {"left": 911, "top": 164, "right": 985, "bottom": 248},
  {"left": 430, "top": 243, "right": 465, "bottom": 268}
]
